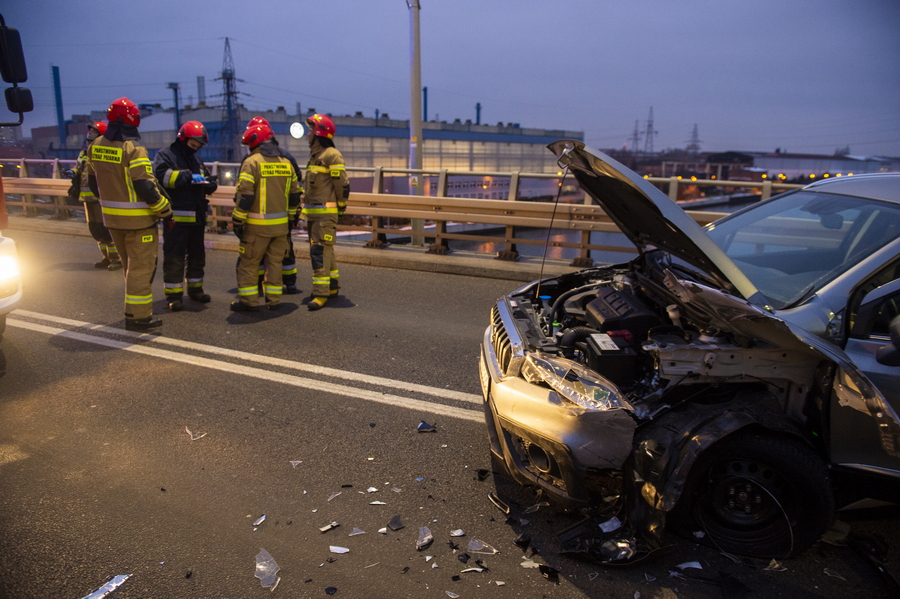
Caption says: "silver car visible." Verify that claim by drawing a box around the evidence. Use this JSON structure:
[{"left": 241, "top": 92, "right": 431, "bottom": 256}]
[{"left": 479, "top": 141, "right": 900, "bottom": 559}]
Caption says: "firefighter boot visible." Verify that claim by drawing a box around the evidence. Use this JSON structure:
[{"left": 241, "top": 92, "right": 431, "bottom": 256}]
[
  {"left": 308, "top": 296, "right": 328, "bottom": 311},
  {"left": 125, "top": 316, "right": 163, "bottom": 332}
]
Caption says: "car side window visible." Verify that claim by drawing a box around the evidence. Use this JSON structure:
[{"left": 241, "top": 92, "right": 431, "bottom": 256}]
[
  {"left": 869, "top": 293, "right": 900, "bottom": 338},
  {"left": 848, "top": 259, "right": 900, "bottom": 336}
]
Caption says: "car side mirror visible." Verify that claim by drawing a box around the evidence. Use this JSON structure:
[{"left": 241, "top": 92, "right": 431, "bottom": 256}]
[
  {"left": 875, "top": 315, "right": 900, "bottom": 367},
  {"left": 0, "top": 17, "right": 33, "bottom": 126}
]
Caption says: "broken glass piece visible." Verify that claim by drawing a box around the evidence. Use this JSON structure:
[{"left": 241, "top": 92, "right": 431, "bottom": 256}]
[
  {"left": 458, "top": 553, "right": 469, "bottom": 564},
  {"left": 513, "top": 533, "right": 531, "bottom": 551},
  {"left": 378, "top": 527, "right": 388, "bottom": 534},
  {"left": 824, "top": 568, "right": 846, "bottom": 581},
  {"left": 415, "top": 477, "right": 425, "bottom": 482},
  {"left": 599, "top": 538, "right": 636, "bottom": 561},
  {"left": 445, "top": 592, "right": 459, "bottom": 598},
  {"left": 417, "top": 421, "right": 437, "bottom": 433},
  {"left": 520, "top": 558, "right": 540, "bottom": 569},
  {"left": 669, "top": 571, "right": 687, "bottom": 580},
  {"left": 367, "top": 487, "right": 378, "bottom": 493},
  {"left": 764, "top": 559, "right": 787, "bottom": 572},
  {"left": 523, "top": 501, "right": 550, "bottom": 514},
  {"left": 539, "top": 565, "right": 560, "bottom": 584},
  {"left": 476, "top": 468, "right": 490, "bottom": 481},
  {"left": 388, "top": 515, "right": 404, "bottom": 531},
  {"left": 417, "top": 527, "right": 434, "bottom": 550},
  {"left": 349, "top": 528, "right": 365, "bottom": 536},
  {"left": 330, "top": 546, "right": 349, "bottom": 554},
  {"left": 370, "top": 501, "right": 386, "bottom": 505},
  {"left": 328, "top": 492, "right": 342, "bottom": 501},
  {"left": 401, "top": 567, "right": 410, "bottom": 574},
  {"left": 290, "top": 460, "right": 302, "bottom": 468},
  {"left": 693, "top": 530, "right": 706, "bottom": 538},
  {"left": 488, "top": 492, "right": 510, "bottom": 515},
  {"left": 364, "top": 562, "right": 379, "bottom": 568},
  {"left": 319, "top": 521, "right": 340, "bottom": 533},
  {"left": 185, "top": 426, "right": 206, "bottom": 441},
  {"left": 462, "top": 567, "right": 484, "bottom": 573},
  {"left": 425, "top": 555, "right": 433, "bottom": 562},
  {"left": 495, "top": 580, "right": 506, "bottom": 586},
  {"left": 325, "top": 587, "right": 337, "bottom": 595},
  {"left": 519, "top": 518, "right": 531, "bottom": 526},
  {"left": 598, "top": 516, "right": 622, "bottom": 533},
  {"left": 644, "top": 573, "right": 656, "bottom": 582},
  {"left": 81, "top": 574, "right": 132, "bottom": 599},
  {"left": 676, "top": 561, "right": 702, "bottom": 570},
  {"left": 392, "top": 487, "right": 402, "bottom": 493},
  {"left": 431, "top": 562, "right": 439, "bottom": 569},
  {"left": 450, "top": 529, "right": 465, "bottom": 537},
  {"left": 254, "top": 549, "right": 280, "bottom": 588},
  {"left": 467, "top": 538, "right": 499, "bottom": 555},
  {"left": 589, "top": 572, "right": 600, "bottom": 581},
  {"left": 253, "top": 515, "right": 266, "bottom": 527}
]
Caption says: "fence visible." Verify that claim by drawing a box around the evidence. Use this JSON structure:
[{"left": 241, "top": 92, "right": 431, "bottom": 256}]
[{"left": 1, "top": 158, "right": 802, "bottom": 265}]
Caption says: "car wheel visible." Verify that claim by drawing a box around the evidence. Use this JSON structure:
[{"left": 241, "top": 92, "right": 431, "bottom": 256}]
[
  {"left": 0, "top": 314, "right": 5, "bottom": 342},
  {"left": 671, "top": 431, "right": 833, "bottom": 558}
]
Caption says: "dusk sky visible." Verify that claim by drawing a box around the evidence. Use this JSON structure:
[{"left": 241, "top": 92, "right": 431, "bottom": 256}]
[{"left": 4, "top": 0, "right": 899, "bottom": 156}]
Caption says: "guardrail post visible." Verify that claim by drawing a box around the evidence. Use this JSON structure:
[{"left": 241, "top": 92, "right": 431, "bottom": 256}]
[
  {"left": 761, "top": 180, "right": 772, "bottom": 201},
  {"left": 668, "top": 176, "right": 679, "bottom": 202},
  {"left": 366, "top": 167, "right": 388, "bottom": 248},
  {"left": 19, "top": 159, "right": 38, "bottom": 217},
  {"left": 50, "top": 158, "right": 71, "bottom": 220},
  {"left": 496, "top": 171, "right": 520, "bottom": 261},
  {"left": 428, "top": 169, "right": 451, "bottom": 255}
]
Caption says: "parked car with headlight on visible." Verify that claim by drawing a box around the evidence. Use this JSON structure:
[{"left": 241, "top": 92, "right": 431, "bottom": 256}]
[
  {"left": 479, "top": 141, "right": 900, "bottom": 559},
  {"left": 0, "top": 233, "right": 21, "bottom": 341}
]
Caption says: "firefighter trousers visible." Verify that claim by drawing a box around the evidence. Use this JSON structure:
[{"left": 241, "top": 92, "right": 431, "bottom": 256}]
[
  {"left": 85, "top": 201, "right": 118, "bottom": 263},
  {"left": 162, "top": 224, "right": 206, "bottom": 301},
  {"left": 109, "top": 226, "right": 159, "bottom": 320},
  {"left": 236, "top": 232, "right": 289, "bottom": 307},
  {"left": 308, "top": 216, "right": 339, "bottom": 298}
]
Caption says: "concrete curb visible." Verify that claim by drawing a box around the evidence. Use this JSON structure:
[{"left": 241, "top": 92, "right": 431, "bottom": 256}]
[{"left": 6, "top": 216, "right": 582, "bottom": 282}]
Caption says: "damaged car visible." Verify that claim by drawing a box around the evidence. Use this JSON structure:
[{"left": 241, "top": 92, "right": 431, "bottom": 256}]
[{"left": 479, "top": 141, "right": 900, "bottom": 559}]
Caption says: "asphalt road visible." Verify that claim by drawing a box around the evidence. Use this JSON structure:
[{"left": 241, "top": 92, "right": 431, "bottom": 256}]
[{"left": 1, "top": 229, "right": 899, "bottom": 599}]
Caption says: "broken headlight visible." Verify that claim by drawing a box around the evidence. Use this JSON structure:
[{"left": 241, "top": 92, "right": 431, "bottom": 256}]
[{"left": 521, "top": 352, "right": 631, "bottom": 411}]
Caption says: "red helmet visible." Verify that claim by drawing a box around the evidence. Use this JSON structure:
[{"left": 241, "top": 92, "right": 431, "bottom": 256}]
[
  {"left": 178, "top": 120, "right": 209, "bottom": 145},
  {"left": 306, "top": 113, "right": 336, "bottom": 139},
  {"left": 242, "top": 123, "right": 274, "bottom": 148},
  {"left": 89, "top": 121, "right": 107, "bottom": 135},
  {"left": 107, "top": 97, "right": 140, "bottom": 126},
  {"left": 246, "top": 116, "right": 270, "bottom": 129}
]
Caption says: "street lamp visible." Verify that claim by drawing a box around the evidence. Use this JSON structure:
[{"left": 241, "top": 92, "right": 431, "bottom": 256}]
[{"left": 407, "top": 0, "right": 424, "bottom": 245}]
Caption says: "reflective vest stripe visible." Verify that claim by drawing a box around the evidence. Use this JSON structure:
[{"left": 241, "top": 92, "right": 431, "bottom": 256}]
[
  {"left": 125, "top": 293, "right": 153, "bottom": 305},
  {"left": 238, "top": 286, "right": 257, "bottom": 297}
]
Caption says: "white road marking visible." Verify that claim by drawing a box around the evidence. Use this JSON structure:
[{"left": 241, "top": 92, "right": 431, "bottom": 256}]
[{"left": 8, "top": 313, "right": 483, "bottom": 423}]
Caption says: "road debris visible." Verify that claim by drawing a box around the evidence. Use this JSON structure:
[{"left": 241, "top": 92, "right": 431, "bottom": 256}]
[
  {"left": 328, "top": 492, "right": 342, "bottom": 501},
  {"left": 417, "top": 421, "right": 437, "bottom": 433},
  {"left": 764, "top": 559, "right": 787, "bottom": 572},
  {"left": 184, "top": 426, "right": 206, "bottom": 441},
  {"left": 676, "top": 561, "right": 703, "bottom": 570},
  {"left": 329, "top": 546, "right": 349, "bottom": 554},
  {"left": 468, "top": 538, "right": 499, "bottom": 555},
  {"left": 417, "top": 526, "right": 434, "bottom": 550},
  {"left": 388, "top": 514, "right": 405, "bottom": 531},
  {"left": 319, "top": 521, "right": 340, "bottom": 533},
  {"left": 80, "top": 574, "right": 132, "bottom": 599},
  {"left": 599, "top": 516, "right": 622, "bottom": 533},
  {"left": 253, "top": 515, "right": 266, "bottom": 527},
  {"left": 254, "top": 549, "right": 280, "bottom": 588},
  {"left": 824, "top": 568, "right": 847, "bottom": 581},
  {"left": 450, "top": 529, "right": 465, "bottom": 537},
  {"left": 539, "top": 565, "right": 560, "bottom": 584},
  {"left": 523, "top": 501, "right": 550, "bottom": 514},
  {"left": 349, "top": 528, "right": 365, "bottom": 536},
  {"left": 290, "top": 460, "right": 302, "bottom": 468}
]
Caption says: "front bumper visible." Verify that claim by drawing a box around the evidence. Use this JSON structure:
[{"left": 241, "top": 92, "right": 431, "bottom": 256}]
[{"left": 480, "top": 317, "right": 636, "bottom": 503}]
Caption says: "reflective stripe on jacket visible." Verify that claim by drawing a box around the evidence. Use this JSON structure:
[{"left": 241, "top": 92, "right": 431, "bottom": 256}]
[
  {"left": 302, "top": 146, "right": 348, "bottom": 219},
  {"left": 234, "top": 147, "right": 301, "bottom": 237}
]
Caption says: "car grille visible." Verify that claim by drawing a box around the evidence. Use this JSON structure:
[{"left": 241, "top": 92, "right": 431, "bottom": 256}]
[{"left": 490, "top": 302, "right": 524, "bottom": 377}]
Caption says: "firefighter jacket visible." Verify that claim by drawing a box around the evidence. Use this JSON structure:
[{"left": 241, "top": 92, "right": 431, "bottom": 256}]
[
  {"left": 233, "top": 141, "right": 302, "bottom": 238},
  {"left": 152, "top": 140, "right": 217, "bottom": 226},
  {"left": 87, "top": 124, "right": 172, "bottom": 230},
  {"left": 302, "top": 144, "right": 349, "bottom": 219},
  {"left": 68, "top": 147, "right": 98, "bottom": 204}
]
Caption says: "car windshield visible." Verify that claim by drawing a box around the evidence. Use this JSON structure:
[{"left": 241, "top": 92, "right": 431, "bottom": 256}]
[{"left": 706, "top": 190, "right": 900, "bottom": 308}]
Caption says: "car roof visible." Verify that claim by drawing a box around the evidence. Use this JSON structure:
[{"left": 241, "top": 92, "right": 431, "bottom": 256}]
[{"left": 803, "top": 173, "right": 900, "bottom": 203}]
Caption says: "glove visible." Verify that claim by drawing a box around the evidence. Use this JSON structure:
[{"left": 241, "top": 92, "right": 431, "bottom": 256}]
[
  {"left": 191, "top": 173, "right": 207, "bottom": 183},
  {"left": 165, "top": 217, "right": 175, "bottom": 231},
  {"left": 232, "top": 216, "right": 245, "bottom": 240}
]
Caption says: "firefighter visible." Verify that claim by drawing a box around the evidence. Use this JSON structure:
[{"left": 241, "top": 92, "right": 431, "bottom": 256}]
[
  {"left": 302, "top": 113, "right": 349, "bottom": 311},
  {"left": 86, "top": 97, "right": 172, "bottom": 332},
  {"left": 152, "top": 121, "right": 218, "bottom": 311},
  {"left": 245, "top": 116, "right": 302, "bottom": 295},
  {"left": 231, "top": 122, "right": 302, "bottom": 312},
  {"left": 68, "top": 121, "right": 121, "bottom": 270}
]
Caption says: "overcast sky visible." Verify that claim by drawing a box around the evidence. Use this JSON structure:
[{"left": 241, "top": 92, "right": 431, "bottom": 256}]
[{"left": 4, "top": 0, "right": 899, "bottom": 156}]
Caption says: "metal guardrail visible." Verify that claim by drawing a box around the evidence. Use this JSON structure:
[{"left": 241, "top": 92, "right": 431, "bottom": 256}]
[{"left": 1, "top": 158, "right": 802, "bottom": 265}]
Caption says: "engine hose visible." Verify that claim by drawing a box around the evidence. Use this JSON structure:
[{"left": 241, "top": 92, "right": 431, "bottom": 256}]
[
  {"left": 545, "top": 283, "right": 601, "bottom": 333},
  {"left": 558, "top": 326, "right": 600, "bottom": 359}
]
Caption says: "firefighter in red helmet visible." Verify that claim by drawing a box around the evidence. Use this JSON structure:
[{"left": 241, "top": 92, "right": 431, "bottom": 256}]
[
  {"left": 86, "top": 97, "right": 172, "bottom": 331},
  {"left": 230, "top": 122, "right": 302, "bottom": 312},
  {"left": 68, "top": 120, "right": 121, "bottom": 270},
  {"left": 302, "top": 113, "right": 349, "bottom": 311},
  {"left": 152, "top": 120, "right": 218, "bottom": 311}
]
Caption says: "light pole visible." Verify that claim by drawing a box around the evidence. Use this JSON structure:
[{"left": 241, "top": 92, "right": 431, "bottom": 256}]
[{"left": 407, "top": 0, "right": 424, "bottom": 245}]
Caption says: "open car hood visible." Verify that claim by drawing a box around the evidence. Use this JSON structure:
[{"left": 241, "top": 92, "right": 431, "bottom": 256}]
[{"left": 549, "top": 140, "right": 767, "bottom": 306}]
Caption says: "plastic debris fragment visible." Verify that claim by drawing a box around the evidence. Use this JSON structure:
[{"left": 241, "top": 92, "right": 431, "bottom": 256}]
[
  {"left": 417, "top": 421, "right": 437, "bottom": 432},
  {"left": 539, "top": 565, "right": 560, "bottom": 584},
  {"left": 495, "top": 580, "right": 506, "bottom": 586},
  {"left": 80, "top": 574, "right": 132, "bottom": 599},
  {"left": 417, "top": 526, "right": 434, "bottom": 550},
  {"left": 523, "top": 501, "right": 550, "bottom": 514},
  {"left": 764, "top": 559, "right": 787, "bottom": 572},
  {"left": 388, "top": 515, "right": 405, "bottom": 531},
  {"left": 349, "top": 528, "right": 365, "bottom": 536},
  {"left": 445, "top": 592, "right": 459, "bottom": 598},
  {"left": 401, "top": 567, "right": 410, "bottom": 574},
  {"left": 325, "top": 587, "right": 337, "bottom": 595},
  {"left": 521, "top": 558, "right": 540, "bottom": 569},
  {"left": 254, "top": 549, "right": 280, "bottom": 588},
  {"left": 450, "top": 529, "right": 465, "bottom": 537},
  {"left": 599, "top": 516, "right": 622, "bottom": 533},
  {"left": 330, "top": 546, "right": 349, "bottom": 554},
  {"left": 319, "top": 521, "right": 340, "bottom": 533},
  {"left": 824, "top": 568, "right": 846, "bottom": 581},
  {"left": 290, "top": 460, "right": 302, "bottom": 468},
  {"left": 487, "top": 492, "right": 510, "bottom": 515},
  {"left": 253, "top": 515, "right": 266, "bottom": 527},
  {"left": 599, "top": 538, "right": 636, "bottom": 561},
  {"left": 513, "top": 533, "right": 531, "bottom": 551},
  {"left": 328, "top": 492, "right": 342, "bottom": 501},
  {"left": 468, "top": 538, "right": 499, "bottom": 555},
  {"left": 676, "top": 561, "right": 703, "bottom": 570},
  {"left": 185, "top": 426, "right": 206, "bottom": 441}
]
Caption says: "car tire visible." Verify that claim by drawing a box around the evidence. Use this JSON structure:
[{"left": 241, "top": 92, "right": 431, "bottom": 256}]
[
  {"left": 0, "top": 314, "right": 5, "bottom": 342},
  {"left": 670, "top": 430, "right": 833, "bottom": 558}
]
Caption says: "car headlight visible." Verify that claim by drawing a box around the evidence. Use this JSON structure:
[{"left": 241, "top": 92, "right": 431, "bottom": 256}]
[
  {"left": 520, "top": 352, "right": 632, "bottom": 411},
  {"left": 0, "top": 254, "right": 19, "bottom": 280}
]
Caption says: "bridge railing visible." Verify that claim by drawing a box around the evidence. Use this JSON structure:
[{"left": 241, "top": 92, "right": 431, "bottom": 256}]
[{"left": 1, "top": 158, "right": 802, "bottom": 265}]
